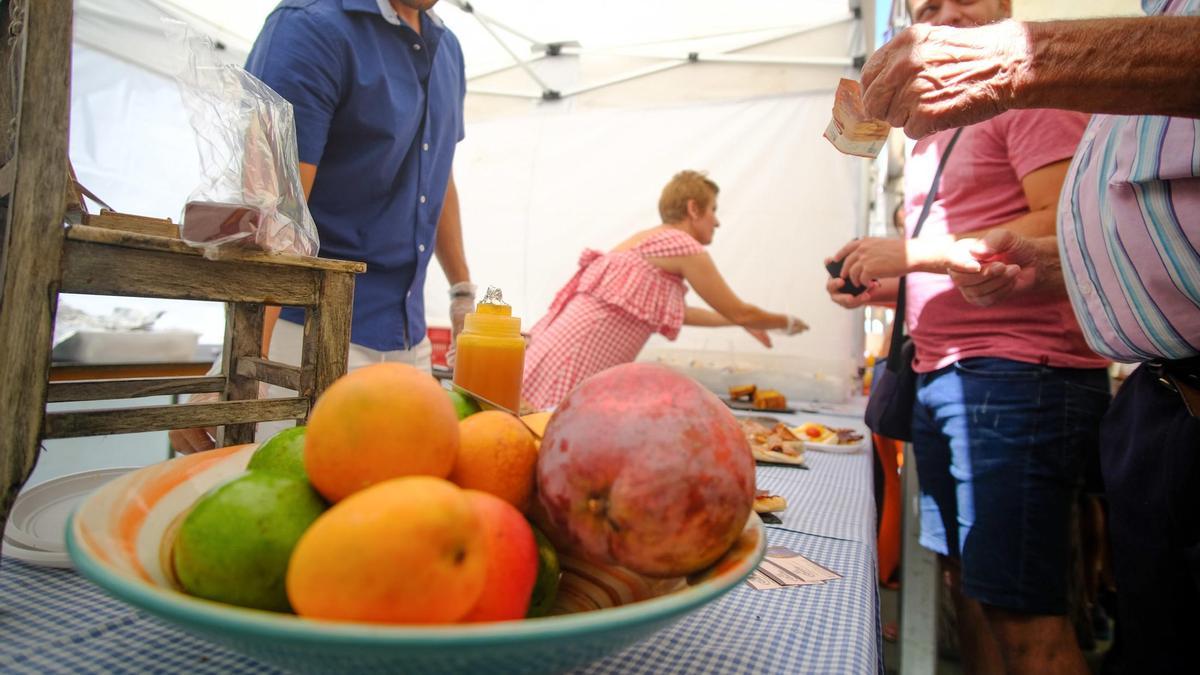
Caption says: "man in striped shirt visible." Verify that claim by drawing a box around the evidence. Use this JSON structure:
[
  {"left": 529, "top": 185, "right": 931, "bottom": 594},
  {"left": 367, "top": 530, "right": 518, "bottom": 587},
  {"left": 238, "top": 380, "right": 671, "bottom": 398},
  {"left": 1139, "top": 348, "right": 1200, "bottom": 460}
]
[{"left": 860, "top": 1, "right": 1199, "bottom": 669}]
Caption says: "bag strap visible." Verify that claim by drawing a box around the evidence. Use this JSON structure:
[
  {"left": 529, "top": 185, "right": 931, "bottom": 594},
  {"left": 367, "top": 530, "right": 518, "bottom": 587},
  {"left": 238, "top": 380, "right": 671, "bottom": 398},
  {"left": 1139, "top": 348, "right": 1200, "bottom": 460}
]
[{"left": 887, "top": 127, "right": 964, "bottom": 370}]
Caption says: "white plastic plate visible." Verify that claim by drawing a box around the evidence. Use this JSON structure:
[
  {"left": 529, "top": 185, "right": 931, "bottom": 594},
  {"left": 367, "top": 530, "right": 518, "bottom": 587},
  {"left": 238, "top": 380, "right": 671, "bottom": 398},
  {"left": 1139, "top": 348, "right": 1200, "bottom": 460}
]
[
  {"left": 4, "top": 467, "right": 136, "bottom": 554},
  {"left": 2, "top": 534, "right": 72, "bottom": 568}
]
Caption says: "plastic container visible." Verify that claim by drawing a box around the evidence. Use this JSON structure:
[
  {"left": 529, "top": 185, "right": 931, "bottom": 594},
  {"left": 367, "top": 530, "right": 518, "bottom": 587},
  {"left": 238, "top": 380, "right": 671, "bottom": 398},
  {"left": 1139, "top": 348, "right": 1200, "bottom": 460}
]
[
  {"left": 52, "top": 330, "right": 201, "bottom": 364},
  {"left": 452, "top": 292, "right": 524, "bottom": 411}
]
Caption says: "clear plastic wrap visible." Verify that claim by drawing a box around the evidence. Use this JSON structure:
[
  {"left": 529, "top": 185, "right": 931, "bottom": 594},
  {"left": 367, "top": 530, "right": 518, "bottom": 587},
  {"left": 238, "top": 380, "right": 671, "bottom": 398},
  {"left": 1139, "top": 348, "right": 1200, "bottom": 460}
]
[{"left": 169, "top": 22, "right": 318, "bottom": 258}]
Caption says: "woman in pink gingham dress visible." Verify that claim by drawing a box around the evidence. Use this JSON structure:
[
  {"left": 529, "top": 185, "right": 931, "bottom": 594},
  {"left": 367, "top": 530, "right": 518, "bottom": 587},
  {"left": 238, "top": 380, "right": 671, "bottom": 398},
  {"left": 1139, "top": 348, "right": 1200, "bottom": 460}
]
[{"left": 522, "top": 171, "right": 808, "bottom": 410}]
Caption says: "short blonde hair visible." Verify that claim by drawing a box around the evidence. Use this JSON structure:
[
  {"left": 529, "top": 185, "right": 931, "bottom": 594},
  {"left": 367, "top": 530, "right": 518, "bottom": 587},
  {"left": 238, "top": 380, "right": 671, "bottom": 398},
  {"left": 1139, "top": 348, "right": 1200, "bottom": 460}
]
[{"left": 658, "top": 170, "right": 719, "bottom": 223}]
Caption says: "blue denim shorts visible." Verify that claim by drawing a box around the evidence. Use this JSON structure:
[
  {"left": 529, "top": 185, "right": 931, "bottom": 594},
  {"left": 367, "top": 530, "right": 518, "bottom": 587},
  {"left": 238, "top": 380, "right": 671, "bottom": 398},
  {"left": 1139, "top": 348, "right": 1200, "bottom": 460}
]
[{"left": 911, "top": 357, "right": 1110, "bottom": 614}]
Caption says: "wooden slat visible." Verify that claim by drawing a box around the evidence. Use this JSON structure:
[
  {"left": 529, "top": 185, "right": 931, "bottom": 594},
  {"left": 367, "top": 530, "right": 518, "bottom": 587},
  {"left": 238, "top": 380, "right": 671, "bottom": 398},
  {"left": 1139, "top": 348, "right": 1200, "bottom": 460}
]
[
  {"left": 50, "top": 361, "right": 212, "bottom": 381},
  {"left": 43, "top": 397, "right": 310, "bottom": 439},
  {"left": 82, "top": 211, "right": 178, "bottom": 239},
  {"left": 236, "top": 356, "right": 303, "bottom": 392},
  {"left": 221, "top": 303, "right": 264, "bottom": 445},
  {"left": 46, "top": 376, "right": 226, "bottom": 403},
  {"left": 0, "top": 0, "right": 74, "bottom": 533},
  {"left": 61, "top": 238, "right": 322, "bottom": 305},
  {"left": 65, "top": 224, "right": 366, "bottom": 273}
]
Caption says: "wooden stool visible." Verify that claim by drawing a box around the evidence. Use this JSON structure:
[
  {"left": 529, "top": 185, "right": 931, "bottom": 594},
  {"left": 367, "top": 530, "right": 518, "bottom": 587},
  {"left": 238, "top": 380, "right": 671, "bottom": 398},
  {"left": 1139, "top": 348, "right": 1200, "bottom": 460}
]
[{"left": 0, "top": 0, "right": 364, "bottom": 532}]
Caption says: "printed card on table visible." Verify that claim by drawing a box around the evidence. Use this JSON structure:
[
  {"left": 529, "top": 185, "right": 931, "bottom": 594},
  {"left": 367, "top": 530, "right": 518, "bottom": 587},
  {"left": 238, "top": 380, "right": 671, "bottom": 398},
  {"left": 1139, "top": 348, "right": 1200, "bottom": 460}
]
[{"left": 747, "top": 546, "right": 842, "bottom": 591}]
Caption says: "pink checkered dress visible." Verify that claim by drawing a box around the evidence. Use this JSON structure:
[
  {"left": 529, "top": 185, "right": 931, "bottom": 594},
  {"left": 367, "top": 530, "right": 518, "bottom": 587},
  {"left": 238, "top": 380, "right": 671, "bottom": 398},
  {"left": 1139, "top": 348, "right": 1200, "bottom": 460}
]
[{"left": 522, "top": 228, "right": 704, "bottom": 409}]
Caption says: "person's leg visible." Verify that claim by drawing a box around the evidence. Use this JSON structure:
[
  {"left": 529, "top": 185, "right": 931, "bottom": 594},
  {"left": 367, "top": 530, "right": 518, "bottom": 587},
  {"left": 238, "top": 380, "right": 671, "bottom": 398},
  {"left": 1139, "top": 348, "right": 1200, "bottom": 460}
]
[
  {"left": 914, "top": 366, "right": 1004, "bottom": 673},
  {"left": 381, "top": 337, "right": 433, "bottom": 374},
  {"left": 935, "top": 359, "right": 1109, "bottom": 674},
  {"left": 1100, "top": 365, "right": 1200, "bottom": 672},
  {"left": 942, "top": 557, "right": 1004, "bottom": 674}
]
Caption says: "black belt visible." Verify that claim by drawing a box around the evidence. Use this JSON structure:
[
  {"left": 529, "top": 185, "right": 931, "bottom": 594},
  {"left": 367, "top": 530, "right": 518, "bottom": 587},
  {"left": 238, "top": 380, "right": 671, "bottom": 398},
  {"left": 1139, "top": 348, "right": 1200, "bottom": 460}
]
[{"left": 1147, "top": 357, "right": 1200, "bottom": 418}]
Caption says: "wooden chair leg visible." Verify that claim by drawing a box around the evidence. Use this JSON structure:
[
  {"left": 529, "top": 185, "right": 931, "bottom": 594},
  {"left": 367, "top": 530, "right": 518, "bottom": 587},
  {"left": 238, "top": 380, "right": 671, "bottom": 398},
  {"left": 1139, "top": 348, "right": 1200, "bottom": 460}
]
[
  {"left": 0, "top": 0, "right": 73, "bottom": 531},
  {"left": 220, "top": 301, "right": 265, "bottom": 445}
]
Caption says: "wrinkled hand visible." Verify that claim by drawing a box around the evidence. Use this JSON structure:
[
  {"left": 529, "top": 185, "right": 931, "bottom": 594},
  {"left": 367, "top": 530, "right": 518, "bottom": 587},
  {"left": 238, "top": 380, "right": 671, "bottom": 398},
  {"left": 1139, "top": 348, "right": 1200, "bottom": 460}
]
[
  {"left": 744, "top": 327, "right": 773, "bottom": 348},
  {"left": 861, "top": 20, "right": 1029, "bottom": 139},
  {"left": 168, "top": 392, "right": 219, "bottom": 455},
  {"left": 948, "top": 230, "right": 1039, "bottom": 306}
]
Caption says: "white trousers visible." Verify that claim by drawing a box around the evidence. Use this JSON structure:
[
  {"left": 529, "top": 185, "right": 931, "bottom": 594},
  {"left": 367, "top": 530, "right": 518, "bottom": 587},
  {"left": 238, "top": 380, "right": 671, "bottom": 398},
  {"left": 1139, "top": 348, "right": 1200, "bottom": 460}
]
[{"left": 255, "top": 319, "right": 432, "bottom": 441}]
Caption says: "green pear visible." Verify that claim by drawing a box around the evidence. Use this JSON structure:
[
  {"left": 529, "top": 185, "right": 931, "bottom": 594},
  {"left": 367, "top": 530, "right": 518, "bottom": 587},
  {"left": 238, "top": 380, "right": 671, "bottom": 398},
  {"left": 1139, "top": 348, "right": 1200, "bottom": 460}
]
[
  {"left": 173, "top": 470, "right": 326, "bottom": 612},
  {"left": 247, "top": 426, "right": 308, "bottom": 482}
]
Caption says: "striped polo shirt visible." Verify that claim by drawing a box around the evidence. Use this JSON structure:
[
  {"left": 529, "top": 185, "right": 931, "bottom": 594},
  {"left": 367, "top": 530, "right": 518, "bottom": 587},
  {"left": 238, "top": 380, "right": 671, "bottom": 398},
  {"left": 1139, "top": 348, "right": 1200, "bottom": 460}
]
[{"left": 1058, "top": 0, "right": 1200, "bottom": 362}]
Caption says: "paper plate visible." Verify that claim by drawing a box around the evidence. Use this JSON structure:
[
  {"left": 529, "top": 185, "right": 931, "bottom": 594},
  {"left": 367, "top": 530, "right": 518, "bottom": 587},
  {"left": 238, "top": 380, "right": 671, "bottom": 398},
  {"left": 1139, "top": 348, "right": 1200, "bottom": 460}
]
[
  {"left": 4, "top": 467, "right": 136, "bottom": 555},
  {"left": 804, "top": 439, "right": 865, "bottom": 454},
  {"left": 2, "top": 535, "right": 72, "bottom": 568}
]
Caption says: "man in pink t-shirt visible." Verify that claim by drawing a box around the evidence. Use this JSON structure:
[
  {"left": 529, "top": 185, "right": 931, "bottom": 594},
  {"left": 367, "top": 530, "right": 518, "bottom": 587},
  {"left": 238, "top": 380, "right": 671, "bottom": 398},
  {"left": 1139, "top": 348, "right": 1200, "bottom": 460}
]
[{"left": 824, "top": 2, "right": 1110, "bottom": 673}]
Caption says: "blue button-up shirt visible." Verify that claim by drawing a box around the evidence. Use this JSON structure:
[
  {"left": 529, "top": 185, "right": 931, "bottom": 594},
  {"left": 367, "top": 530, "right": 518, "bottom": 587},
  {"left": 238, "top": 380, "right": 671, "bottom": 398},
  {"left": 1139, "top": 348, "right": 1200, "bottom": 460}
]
[{"left": 246, "top": 0, "right": 466, "bottom": 350}]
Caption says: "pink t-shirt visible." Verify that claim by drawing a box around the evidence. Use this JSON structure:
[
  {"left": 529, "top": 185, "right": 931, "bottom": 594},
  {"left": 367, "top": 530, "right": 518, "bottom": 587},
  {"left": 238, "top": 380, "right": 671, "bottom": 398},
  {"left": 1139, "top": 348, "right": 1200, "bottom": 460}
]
[{"left": 904, "top": 109, "right": 1109, "bottom": 373}]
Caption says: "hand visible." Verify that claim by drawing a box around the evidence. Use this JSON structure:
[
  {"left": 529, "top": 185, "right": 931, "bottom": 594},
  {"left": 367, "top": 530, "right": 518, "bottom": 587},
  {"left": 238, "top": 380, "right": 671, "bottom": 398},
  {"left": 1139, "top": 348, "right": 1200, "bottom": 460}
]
[
  {"left": 861, "top": 20, "right": 1029, "bottom": 139},
  {"left": 744, "top": 327, "right": 773, "bottom": 348},
  {"left": 168, "top": 392, "right": 219, "bottom": 455},
  {"left": 783, "top": 314, "right": 809, "bottom": 336},
  {"left": 446, "top": 281, "right": 476, "bottom": 367},
  {"left": 825, "top": 274, "right": 879, "bottom": 309},
  {"left": 948, "top": 230, "right": 1039, "bottom": 306},
  {"left": 833, "top": 238, "right": 910, "bottom": 287},
  {"left": 834, "top": 237, "right": 983, "bottom": 288}
]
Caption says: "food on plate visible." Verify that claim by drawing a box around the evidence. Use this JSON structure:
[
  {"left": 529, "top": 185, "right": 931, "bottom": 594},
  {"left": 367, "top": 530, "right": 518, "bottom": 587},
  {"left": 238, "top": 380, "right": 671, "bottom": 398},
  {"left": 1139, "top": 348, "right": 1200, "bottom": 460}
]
[
  {"left": 536, "top": 363, "right": 755, "bottom": 578},
  {"left": 752, "top": 389, "right": 788, "bottom": 410},
  {"left": 738, "top": 418, "right": 806, "bottom": 466},
  {"left": 793, "top": 422, "right": 865, "bottom": 446},
  {"left": 753, "top": 490, "right": 788, "bottom": 514},
  {"left": 247, "top": 426, "right": 309, "bottom": 482},
  {"left": 728, "top": 384, "right": 756, "bottom": 401}
]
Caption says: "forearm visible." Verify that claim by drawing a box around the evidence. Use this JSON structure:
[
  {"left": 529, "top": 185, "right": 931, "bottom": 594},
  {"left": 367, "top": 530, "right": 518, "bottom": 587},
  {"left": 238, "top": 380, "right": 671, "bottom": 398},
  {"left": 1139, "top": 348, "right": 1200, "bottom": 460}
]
[
  {"left": 1016, "top": 17, "right": 1200, "bottom": 117},
  {"left": 684, "top": 306, "right": 734, "bottom": 327},
  {"left": 725, "top": 304, "right": 789, "bottom": 331},
  {"left": 909, "top": 208, "right": 1055, "bottom": 274},
  {"left": 434, "top": 177, "right": 470, "bottom": 285}
]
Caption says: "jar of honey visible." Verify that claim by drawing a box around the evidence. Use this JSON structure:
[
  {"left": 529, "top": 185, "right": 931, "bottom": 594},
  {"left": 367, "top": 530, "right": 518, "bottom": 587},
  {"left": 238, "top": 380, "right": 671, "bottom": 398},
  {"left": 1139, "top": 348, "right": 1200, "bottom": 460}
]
[{"left": 452, "top": 286, "right": 525, "bottom": 412}]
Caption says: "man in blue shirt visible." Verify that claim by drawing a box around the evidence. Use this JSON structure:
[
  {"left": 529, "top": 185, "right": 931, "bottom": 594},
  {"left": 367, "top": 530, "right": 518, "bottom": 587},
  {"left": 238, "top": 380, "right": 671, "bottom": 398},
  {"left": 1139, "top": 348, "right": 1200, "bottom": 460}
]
[{"left": 170, "top": 0, "right": 474, "bottom": 453}]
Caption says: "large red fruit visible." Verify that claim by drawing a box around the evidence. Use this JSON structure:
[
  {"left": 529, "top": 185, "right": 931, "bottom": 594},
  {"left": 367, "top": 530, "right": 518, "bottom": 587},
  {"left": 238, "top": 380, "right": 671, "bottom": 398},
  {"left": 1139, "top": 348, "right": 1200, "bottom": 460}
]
[{"left": 536, "top": 363, "right": 755, "bottom": 578}]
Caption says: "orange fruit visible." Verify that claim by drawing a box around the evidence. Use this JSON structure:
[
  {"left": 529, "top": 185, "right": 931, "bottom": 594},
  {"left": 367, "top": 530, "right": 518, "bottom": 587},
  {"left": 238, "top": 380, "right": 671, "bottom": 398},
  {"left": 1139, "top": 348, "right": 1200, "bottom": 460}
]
[
  {"left": 459, "top": 490, "right": 539, "bottom": 622},
  {"left": 305, "top": 363, "right": 459, "bottom": 502},
  {"left": 286, "top": 476, "right": 487, "bottom": 624},
  {"left": 448, "top": 411, "right": 538, "bottom": 512}
]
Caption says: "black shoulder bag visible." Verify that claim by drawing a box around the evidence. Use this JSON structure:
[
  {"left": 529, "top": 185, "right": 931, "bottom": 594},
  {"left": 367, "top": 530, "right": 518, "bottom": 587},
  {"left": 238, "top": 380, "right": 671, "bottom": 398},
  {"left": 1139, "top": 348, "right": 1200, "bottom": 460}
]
[{"left": 864, "top": 128, "right": 963, "bottom": 441}]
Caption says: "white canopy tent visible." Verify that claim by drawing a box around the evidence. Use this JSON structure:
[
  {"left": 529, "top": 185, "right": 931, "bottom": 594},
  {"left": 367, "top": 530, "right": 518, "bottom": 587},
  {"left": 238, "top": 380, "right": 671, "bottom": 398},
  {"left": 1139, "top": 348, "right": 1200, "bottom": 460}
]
[
  {"left": 65, "top": 0, "right": 1146, "bottom": 392},
  {"left": 68, "top": 0, "right": 871, "bottom": 397}
]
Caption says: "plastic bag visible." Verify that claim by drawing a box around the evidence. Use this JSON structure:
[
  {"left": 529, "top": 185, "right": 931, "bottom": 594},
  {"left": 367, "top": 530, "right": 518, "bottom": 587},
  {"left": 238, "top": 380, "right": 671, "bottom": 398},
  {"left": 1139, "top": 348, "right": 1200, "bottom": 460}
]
[{"left": 169, "top": 21, "right": 318, "bottom": 259}]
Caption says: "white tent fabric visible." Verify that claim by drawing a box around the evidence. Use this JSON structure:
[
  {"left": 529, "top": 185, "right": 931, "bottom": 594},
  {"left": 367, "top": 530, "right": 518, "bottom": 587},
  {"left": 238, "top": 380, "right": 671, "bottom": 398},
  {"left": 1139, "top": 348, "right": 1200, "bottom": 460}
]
[{"left": 65, "top": 0, "right": 868, "bottom": 391}]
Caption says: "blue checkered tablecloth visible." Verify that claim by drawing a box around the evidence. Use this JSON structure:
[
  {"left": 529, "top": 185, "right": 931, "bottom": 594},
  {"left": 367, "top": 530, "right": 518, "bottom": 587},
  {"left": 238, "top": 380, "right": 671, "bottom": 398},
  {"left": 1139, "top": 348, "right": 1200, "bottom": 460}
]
[{"left": 0, "top": 411, "right": 881, "bottom": 674}]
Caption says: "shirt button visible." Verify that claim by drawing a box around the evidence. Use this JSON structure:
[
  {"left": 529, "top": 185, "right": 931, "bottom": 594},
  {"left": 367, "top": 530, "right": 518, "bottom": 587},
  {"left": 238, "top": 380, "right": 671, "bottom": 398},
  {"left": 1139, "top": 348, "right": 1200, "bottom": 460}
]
[
  {"left": 407, "top": 290, "right": 412, "bottom": 298},
  {"left": 412, "top": 43, "right": 422, "bottom": 51},
  {"left": 419, "top": 195, "right": 427, "bottom": 204},
  {"left": 418, "top": 244, "right": 426, "bottom": 252},
  {"left": 422, "top": 143, "right": 429, "bottom": 152}
]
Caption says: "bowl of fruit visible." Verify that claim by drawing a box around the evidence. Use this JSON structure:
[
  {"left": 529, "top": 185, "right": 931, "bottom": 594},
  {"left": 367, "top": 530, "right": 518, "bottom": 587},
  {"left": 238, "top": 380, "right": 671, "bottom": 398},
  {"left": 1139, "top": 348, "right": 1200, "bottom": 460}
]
[{"left": 67, "top": 362, "right": 765, "bottom": 674}]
